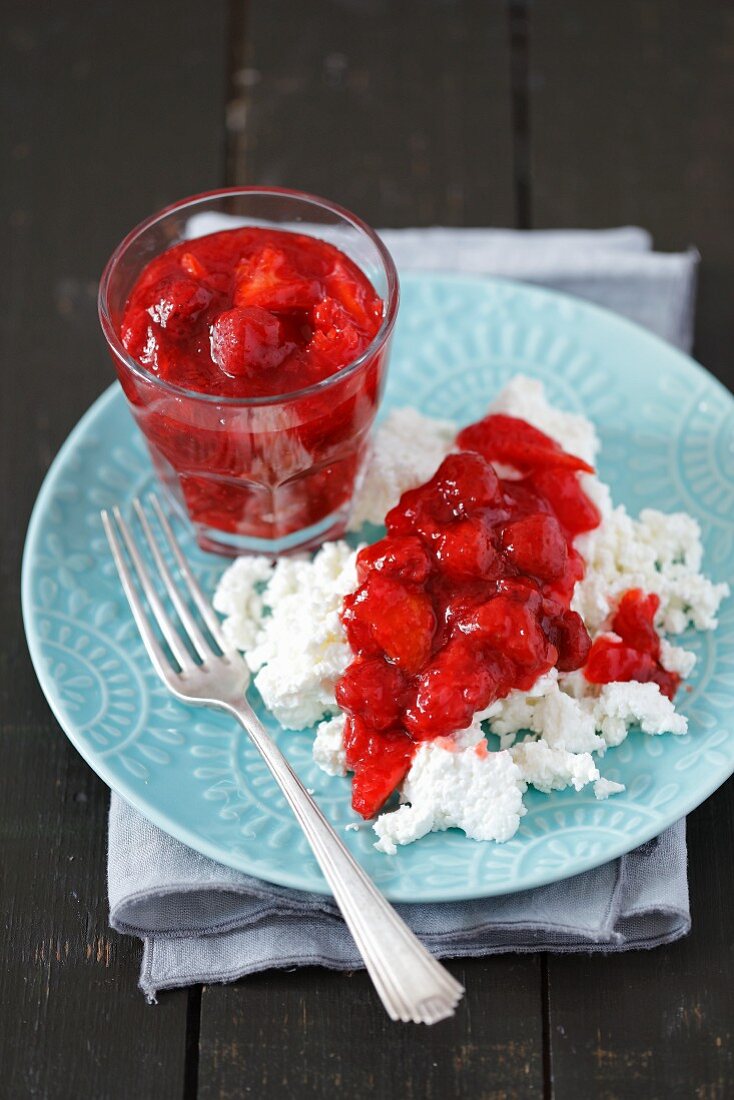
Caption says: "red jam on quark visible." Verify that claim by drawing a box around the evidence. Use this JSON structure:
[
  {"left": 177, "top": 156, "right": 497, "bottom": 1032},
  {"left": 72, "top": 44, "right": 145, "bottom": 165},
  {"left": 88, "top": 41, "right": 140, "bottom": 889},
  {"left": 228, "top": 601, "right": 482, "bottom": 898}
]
[
  {"left": 584, "top": 588, "right": 679, "bottom": 700},
  {"left": 116, "top": 227, "right": 387, "bottom": 550},
  {"left": 336, "top": 415, "right": 674, "bottom": 820}
]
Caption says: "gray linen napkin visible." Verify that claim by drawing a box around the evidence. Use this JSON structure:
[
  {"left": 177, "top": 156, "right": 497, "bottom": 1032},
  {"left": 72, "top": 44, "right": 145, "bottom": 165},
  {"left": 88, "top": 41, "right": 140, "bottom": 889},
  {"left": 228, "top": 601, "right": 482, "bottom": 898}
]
[{"left": 107, "top": 227, "right": 698, "bottom": 1000}]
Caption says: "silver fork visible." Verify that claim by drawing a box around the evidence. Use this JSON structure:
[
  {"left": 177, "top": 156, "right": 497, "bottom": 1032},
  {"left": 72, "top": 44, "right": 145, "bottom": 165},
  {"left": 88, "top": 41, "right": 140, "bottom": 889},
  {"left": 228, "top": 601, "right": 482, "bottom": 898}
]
[{"left": 101, "top": 495, "right": 464, "bottom": 1025}]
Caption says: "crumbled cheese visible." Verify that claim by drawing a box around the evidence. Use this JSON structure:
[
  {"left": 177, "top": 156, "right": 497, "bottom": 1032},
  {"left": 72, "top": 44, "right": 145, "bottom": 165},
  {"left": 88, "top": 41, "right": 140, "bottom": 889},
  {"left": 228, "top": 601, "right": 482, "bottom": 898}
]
[
  {"left": 637, "top": 508, "right": 703, "bottom": 572},
  {"left": 487, "top": 374, "right": 600, "bottom": 468},
  {"left": 483, "top": 670, "right": 605, "bottom": 755},
  {"left": 313, "top": 714, "right": 348, "bottom": 777},
  {"left": 213, "top": 555, "right": 274, "bottom": 651},
  {"left": 373, "top": 738, "right": 526, "bottom": 855},
  {"left": 511, "top": 739, "right": 599, "bottom": 793},
  {"left": 573, "top": 505, "right": 729, "bottom": 635},
  {"left": 594, "top": 777, "right": 626, "bottom": 800},
  {"left": 348, "top": 407, "right": 455, "bottom": 529},
  {"left": 486, "top": 670, "right": 688, "bottom": 753},
  {"left": 659, "top": 638, "right": 697, "bottom": 678},
  {"left": 240, "top": 541, "right": 358, "bottom": 729},
  {"left": 593, "top": 681, "right": 688, "bottom": 743}
]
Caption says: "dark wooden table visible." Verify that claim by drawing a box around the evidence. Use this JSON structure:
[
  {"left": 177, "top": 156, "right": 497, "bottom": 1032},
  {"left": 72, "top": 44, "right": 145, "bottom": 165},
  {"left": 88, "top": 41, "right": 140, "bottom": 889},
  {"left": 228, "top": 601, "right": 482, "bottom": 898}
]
[{"left": 3, "top": 3, "right": 733, "bottom": 1097}]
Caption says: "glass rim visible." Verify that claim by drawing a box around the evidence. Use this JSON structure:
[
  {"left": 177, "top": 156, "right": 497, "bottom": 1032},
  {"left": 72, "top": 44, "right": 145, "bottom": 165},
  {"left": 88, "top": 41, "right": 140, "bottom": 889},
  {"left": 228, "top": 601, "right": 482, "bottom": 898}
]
[{"left": 98, "top": 186, "right": 400, "bottom": 408}]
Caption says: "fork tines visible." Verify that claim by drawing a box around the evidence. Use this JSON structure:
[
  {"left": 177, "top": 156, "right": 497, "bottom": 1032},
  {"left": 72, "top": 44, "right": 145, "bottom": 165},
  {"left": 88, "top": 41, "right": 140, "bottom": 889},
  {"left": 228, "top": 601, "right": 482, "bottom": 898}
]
[{"left": 101, "top": 494, "right": 228, "bottom": 678}]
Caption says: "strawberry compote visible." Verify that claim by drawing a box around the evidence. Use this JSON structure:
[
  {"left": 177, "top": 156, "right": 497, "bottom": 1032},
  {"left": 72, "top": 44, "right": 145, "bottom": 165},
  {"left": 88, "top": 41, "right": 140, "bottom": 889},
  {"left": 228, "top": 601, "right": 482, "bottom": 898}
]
[
  {"left": 584, "top": 588, "right": 679, "bottom": 699},
  {"left": 101, "top": 192, "right": 397, "bottom": 555},
  {"left": 336, "top": 414, "right": 602, "bottom": 819},
  {"left": 120, "top": 227, "right": 383, "bottom": 399}
]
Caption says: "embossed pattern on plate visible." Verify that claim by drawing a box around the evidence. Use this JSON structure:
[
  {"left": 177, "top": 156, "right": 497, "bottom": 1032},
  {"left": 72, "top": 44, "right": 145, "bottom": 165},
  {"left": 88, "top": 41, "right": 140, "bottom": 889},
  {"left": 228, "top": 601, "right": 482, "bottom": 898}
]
[{"left": 22, "top": 274, "right": 734, "bottom": 901}]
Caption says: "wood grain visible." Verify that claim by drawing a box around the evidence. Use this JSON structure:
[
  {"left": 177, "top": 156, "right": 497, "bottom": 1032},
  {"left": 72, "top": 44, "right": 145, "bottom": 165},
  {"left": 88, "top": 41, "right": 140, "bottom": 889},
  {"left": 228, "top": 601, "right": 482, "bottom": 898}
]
[
  {"left": 545, "top": 787, "right": 734, "bottom": 1099},
  {"left": 198, "top": 958, "right": 543, "bottom": 1100},
  {"left": 526, "top": 0, "right": 734, "bottom": 391},
  {"left": 527, "top": 3, "right": 734, "bottom": 1094},
  {"left": 1, "top": 3, "right": 227, "bottom": 1095},
  {"left": 226, "top": 0, "right": 517, "bottom": 227}
]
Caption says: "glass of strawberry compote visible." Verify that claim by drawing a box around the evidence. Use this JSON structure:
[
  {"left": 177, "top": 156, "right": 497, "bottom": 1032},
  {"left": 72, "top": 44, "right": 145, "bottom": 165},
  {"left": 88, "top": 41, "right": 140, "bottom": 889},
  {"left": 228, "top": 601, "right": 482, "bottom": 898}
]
[{"left": 98, "top": 188, "right": 399, "bottom": 555}]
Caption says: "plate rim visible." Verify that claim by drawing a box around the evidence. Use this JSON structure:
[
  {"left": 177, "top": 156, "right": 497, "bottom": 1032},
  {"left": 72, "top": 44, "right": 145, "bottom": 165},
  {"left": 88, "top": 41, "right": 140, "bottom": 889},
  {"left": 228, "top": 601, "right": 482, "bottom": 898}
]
[{"left": 21, "top": 271, "right": 734, "bottom": 901}]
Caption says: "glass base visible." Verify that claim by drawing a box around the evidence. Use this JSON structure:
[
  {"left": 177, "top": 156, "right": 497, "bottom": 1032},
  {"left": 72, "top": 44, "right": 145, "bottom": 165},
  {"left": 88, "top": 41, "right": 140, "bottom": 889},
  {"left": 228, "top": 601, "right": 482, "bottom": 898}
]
[
  {"left": 196, "top": 509, "right": 351, "bottom": 557},
  {"left": 162, "top": 486, "right": 351, "bottom": 557}
]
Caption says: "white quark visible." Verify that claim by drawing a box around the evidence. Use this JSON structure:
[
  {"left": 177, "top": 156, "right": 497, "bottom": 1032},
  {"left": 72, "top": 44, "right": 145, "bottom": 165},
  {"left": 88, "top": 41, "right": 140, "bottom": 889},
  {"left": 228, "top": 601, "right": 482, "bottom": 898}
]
[
  {"left": 348, "top": 407, "right": 455, "bottom": 529},
  {"left": 313, "top": 713, "right": 348, "bottom": 777},
  {"left": 659, "top": 638, "right": 697, "bottom": 678},
  {"left": 594, "top": 777, "right": 626, "bottom": 800},
  {"left": 212, "top": 555, "right": 275, "bottom": 651},
  {"left": 484, "top": 666, "right": 688, "bottom": 752},
  {"left": 510, "top": 739, "right": 599, "bottom": 794},
  {"left": 573, "top": 505, "right": 728, "bottom": 636},
  {"left": 211, "top": 375, "right": 729, "bottom": 855},
  {"left": 373, "top": 728, "right": 526, "bottom": 856},
  {"left": 481, "top": 670, "right": 605, "bottom": 755},
  {"left": 216, "top": 541, "right": 359, "bottom": 729},
  {"left": 592, "top": 681, "right": 688, "bottom": 743}
]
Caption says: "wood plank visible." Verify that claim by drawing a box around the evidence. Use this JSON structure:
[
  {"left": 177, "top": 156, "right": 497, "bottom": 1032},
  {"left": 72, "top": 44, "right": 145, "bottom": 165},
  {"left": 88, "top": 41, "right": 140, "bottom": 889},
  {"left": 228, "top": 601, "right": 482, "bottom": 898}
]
[
  {"left": 227, "top": 0, "right": 517, "bottom": 227},
  {"left": 199, "top": 4, "right": 544, "bottom": 1097},
  {"left": 527, "top": 0, "right": 734, "bottom": 390},
  {"left": 198, "top": 957, "right": 543, "bottom": 1100},
  {"left": 527, "top": 4, "right": 734, "bottom": 1095},
  {"left": 1, "top": 2, "right": 228, "bottom": 1094},
  {"left": 545, "top": 787, "right": 734, "bottom": 1099}
]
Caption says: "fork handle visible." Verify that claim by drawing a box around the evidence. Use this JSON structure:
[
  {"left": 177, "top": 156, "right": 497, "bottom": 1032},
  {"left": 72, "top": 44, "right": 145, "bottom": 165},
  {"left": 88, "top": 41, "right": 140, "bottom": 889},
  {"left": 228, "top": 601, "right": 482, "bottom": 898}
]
[{"left": 227, "top": 700, "right": 463, "bottom": 1025}]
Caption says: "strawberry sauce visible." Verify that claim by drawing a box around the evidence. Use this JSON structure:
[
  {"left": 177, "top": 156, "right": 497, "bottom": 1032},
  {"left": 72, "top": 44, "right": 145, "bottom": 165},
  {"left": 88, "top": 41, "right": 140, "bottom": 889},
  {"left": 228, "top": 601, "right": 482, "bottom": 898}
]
[
  {"left": 584, "top": 588, "right": 680, "bottom": 700},
  {"left": 336, "top": 414, "right": 604, "bottom": 819},
  {"left": 120, "top": 227, "right": 383, "bottom": 399},
  {"left": 337, "top": 417, "right": 681, "bottom": 820}
]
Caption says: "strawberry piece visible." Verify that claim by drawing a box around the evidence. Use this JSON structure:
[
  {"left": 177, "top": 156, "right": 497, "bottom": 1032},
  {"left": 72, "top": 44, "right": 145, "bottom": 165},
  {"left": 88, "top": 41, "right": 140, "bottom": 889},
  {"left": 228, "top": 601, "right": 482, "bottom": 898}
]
[
  {"left": 336, "top": 656, "right": 409, "bottom": 730},
  {"left": 460, "top": 593, "right": 554, "bottom": 667},
  {"left": 309, "top": 298, "right": 362, "bottom": 370},
  {"left": 500, "top": 478, "right": 553, "bottom": 519},
  {"left": 434, "top": 517, "right": 499, "bottom": 580},
  {"left": 649, "top": 666, "right": 681, "bottom": 700},
  {"left": 345, "top": 718, "right": 414, "bottom": 819},
  {"left": 544, "top": 608, "right": 591, "bottom": 672},
  {"left": 121, "top": 313, "right": 180, "bottom": 381},
  {"left": 386, "top": 453, "right": 504, "bottom": 538},
  {"left": 583, "top": 635, "right": 679, "bottom": 700},
  {"left": 457, "top": 414, "right": 594, "bottom": 474},
  {"left": 341, "top": 573, "right": 436, "bottom": 673},
  {"left": 384, "top": 487, "right": 426, "bottom": 537},
  {"left": 405, "top": 637, "right": 510, "bottom": 740},
  {"left": 527, "top": 468, "right": 601, "bottom": 535},
  {"left": 433, "top": 452, "right": 501, "bottom": 517},
  {"left": 210, "top": 307, "right": 293, "bottom": 377},
  {"left": 584, "top": 636, "right": 657, "bottom": 683},
  {"left": 501, "top": 513, "right": 569, "bottom": 581},
  {"left": 385, "top": 486, "right": 445, "bottom": 542},
  {"left": 325, "top": 260, "right": 383, "bottom": 334},
  {"left": 145, "top": 276, "right": 214, "bottom": 336},
  {"left": 356, "top": 535, "right": 433, "bottom": 586},
  {"left": 543, "top": 546, "right": 585, "bottom": 605},
  {"left": 180, "top": 251, "right": 210, "bottom": 280},
  {"left": 233, "top": 246, "right": 321, "bottom": 311},
  {"left": 612, "top": 589, "right": 661, "bottom": 658}
]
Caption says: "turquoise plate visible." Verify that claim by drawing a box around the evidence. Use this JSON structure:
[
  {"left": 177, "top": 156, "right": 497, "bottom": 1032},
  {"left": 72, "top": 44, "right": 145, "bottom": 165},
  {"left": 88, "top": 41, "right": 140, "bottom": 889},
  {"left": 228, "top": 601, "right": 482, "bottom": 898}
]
[{"left": 22, "top": 274, "right": 734, "bottom": 901}]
